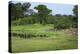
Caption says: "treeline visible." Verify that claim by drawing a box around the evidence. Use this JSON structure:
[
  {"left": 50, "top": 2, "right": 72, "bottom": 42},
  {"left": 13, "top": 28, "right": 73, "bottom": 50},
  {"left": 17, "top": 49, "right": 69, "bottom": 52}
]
[{"left": 9, "top": 1, "right": 78, "bottom": 29}]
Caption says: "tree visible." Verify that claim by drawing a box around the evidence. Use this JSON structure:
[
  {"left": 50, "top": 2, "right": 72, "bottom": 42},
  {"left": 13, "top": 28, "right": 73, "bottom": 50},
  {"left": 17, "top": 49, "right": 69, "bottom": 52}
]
[
  {"left": 22, "top": 2, "right": 31, "bottom": 11},
  {"left": 9, "top": 1, "right": 23, "bottom": 20},
  {"left": 55, "top": 14, "right": 62, "bottom": 17},
  {"left": 22, "top": 2, "right": 31, "bottom": 16},
  {"left": 34, "top": 5, "right": 52, "bottom": 24},
  {"left": 72, "top": 5, "right": 78, "bottom": 28},
  {"left": 73, "top": 5, "right": 78, "bottom": 17},
  {"left": 15, "top": 3, "right": 24, "bottom": 19},
  {"left": 24, "top": 9, "right": 36, "bottom": 16},
  {"left": 54, "top": 16, "right": 72, "bottom": 29},
  {"left": 9, "top": 1, "right": 31, "bottom": 20}
]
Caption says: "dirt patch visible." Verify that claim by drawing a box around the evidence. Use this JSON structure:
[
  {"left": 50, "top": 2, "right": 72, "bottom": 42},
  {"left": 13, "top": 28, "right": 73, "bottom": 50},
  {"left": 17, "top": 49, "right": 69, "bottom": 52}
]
[{"left": 63, "top": 28, "right": 78, "bottom": 36}]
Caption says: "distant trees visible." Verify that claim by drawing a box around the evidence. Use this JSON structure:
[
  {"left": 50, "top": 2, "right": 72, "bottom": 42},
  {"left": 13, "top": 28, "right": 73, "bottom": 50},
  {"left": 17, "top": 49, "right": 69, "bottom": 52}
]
[
  {"left": 34, "top": 5, "right": 52, "bottom": 24},
  {"left": 53, "top": 5, "right": 78, "bottom": 29},
  {"left": 55, "top": 14, "right": 62, "bottom": 17}
]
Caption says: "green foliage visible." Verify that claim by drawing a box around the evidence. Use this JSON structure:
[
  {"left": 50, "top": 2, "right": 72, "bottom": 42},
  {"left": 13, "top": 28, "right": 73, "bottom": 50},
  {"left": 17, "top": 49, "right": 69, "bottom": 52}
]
[
  {"left": 22, "top": 2, "right": 31, "bottom": 11},
  {"left": 53, "top": 16, "right": 73, "bottom": 29},
  {"left": 34, "top": 5, "right": 52, "bottom": 24},
  {"left": 55, "top": 14, "right": 62, "bottom": 17},
  {"left": 12, "top": 17, "right": 36, "bottom": 25},
  {"left": 73, "top": 5, "right": 78, "bottom": 17},
  {"left": 9, "top": 1, "right": 31, "bottom": 20},
  {"left": 72, "top": 5, "right": 78, "bottom": 28}
]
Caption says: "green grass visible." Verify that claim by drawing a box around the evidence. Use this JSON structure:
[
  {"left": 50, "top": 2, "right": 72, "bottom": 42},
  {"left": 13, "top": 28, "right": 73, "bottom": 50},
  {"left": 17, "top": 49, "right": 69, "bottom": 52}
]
[
  {"left": 11, "top": 35, "right": 77, "bottom": 53},
  {"left": 11, "top": 24, "right": 53, "bottom": 31},
  {"left": 11, "top": 24, "right": 78, "bottom": 53}
]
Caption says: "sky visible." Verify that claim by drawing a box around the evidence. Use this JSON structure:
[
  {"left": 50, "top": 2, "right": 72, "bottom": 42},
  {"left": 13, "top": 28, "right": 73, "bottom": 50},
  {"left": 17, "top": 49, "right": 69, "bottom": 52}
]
[
  {"left": 29, "top": 2, "right": 75, "bottom": 15},
  {"left": 12, "top": 1, "right": 75, "bottom": 15}
]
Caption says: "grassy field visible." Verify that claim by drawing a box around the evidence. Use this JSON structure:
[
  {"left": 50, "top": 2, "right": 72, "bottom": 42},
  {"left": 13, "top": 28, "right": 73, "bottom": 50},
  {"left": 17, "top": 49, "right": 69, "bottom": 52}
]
[{"left": 11, "top": 24, "right": 78, "bottom": 53}]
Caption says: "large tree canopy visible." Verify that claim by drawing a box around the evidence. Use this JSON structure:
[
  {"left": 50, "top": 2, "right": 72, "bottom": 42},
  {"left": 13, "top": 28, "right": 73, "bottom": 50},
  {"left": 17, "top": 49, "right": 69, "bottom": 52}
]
[{"left": 34, "top": 5, "right": 52, "bottom": 24}]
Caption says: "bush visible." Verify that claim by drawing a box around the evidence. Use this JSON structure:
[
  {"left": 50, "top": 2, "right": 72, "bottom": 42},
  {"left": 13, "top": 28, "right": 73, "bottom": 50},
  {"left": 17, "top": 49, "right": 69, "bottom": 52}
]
[{"left": 54, "top": 16, "right": 72, "bottom": 30}]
